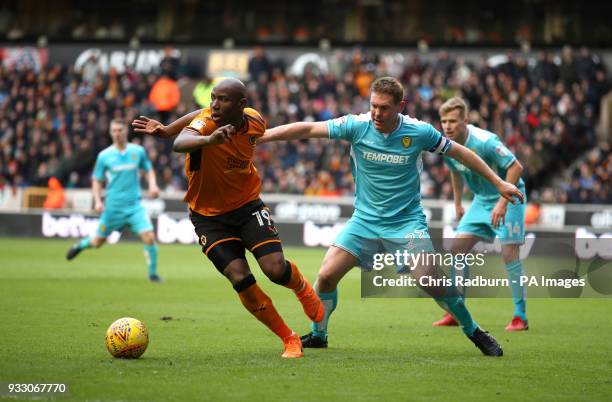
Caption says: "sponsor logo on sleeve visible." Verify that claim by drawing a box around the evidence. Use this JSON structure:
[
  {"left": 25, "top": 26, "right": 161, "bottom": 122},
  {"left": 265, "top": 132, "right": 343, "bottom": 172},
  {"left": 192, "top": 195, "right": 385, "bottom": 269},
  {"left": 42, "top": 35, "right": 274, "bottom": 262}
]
[
  {"left": 192, "top": 120, "right": 205, "bottom": 130},
  {"left": 332, "top": 116, "right": 347, "bottom": 126},
  {"left": 495, "top": 145, "right": 509, "bottom": 157}
]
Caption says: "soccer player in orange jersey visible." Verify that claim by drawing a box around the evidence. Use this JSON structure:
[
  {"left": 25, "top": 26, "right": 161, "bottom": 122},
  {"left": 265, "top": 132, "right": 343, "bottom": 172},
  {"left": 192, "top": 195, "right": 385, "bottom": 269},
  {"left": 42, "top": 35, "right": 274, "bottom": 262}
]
[{"left": 132, "top": 78, "right": 323, "bottom": 358}]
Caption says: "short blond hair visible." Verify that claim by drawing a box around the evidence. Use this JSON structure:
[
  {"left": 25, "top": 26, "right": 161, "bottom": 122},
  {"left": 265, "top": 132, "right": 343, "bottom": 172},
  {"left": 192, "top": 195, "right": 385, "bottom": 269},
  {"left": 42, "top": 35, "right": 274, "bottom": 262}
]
[
  {"left": 110, "top": 118, "right": 127, "bottom": 128},
  {"left": 439, "top": 96, "right": 468, "bottom": 119}
]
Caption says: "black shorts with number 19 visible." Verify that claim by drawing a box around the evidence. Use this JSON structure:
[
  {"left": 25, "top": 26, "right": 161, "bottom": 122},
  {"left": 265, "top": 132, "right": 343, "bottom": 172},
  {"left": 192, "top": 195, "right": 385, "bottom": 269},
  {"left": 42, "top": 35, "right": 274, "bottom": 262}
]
[{"left": 189, "top": 199, "right": 282, "bottom": 272}]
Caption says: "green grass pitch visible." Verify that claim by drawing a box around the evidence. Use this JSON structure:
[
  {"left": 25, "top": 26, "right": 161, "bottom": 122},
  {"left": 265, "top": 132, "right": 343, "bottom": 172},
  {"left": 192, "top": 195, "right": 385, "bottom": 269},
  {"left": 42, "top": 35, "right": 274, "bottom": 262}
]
[{"left": 1, "top": 238, "right": 611, "bottom": 401}]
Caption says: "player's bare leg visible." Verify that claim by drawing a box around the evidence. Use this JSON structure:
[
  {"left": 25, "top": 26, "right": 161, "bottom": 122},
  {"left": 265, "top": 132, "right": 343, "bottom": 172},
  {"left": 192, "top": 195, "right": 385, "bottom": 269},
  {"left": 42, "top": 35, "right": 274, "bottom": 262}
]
[
  {"left": 257, "top": 251, "right": 324, "bottom": 323},
  {"left": 301, "top": 246, "right": 357, "bottom": 348}
]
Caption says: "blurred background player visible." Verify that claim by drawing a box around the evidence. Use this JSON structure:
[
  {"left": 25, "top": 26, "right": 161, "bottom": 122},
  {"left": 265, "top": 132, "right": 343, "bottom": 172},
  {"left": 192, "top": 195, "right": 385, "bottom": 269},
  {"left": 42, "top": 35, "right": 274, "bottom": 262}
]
[
  {"left": 66, "top": 118, "right": 161, "bottom": 282},
  {"left": 433, "top": 96, "right": 528, "bottom": 331},
  {"left": 131, "top": 78, "right": 324, "bottom": 359},
  {"left": 259, "top": 77, "right": 524, "bottom": 356}
]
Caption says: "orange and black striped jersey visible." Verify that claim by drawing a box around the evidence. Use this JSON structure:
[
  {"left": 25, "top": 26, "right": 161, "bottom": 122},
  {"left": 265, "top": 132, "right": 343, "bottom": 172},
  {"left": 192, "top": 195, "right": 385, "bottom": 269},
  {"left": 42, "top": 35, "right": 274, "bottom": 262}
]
[{"left": 183, "top": 107, "right": 265, "bottom": 216}]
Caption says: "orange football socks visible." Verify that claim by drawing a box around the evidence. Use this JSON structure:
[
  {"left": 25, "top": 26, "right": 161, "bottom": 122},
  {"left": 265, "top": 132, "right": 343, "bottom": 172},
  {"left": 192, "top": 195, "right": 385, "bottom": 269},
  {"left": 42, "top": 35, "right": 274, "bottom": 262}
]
[
  {"left": 284, "top": 260, "right": 306, "bottom": 292},
  {"left": 236, "top": 277, "right": 292, "bottom": 340}
]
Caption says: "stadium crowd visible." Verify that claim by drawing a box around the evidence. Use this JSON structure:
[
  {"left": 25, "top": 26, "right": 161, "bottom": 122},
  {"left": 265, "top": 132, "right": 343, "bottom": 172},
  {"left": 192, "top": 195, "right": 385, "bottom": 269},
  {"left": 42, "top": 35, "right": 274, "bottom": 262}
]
[{"left": 0, "top": 45, "right": 610, "bottom": 203}]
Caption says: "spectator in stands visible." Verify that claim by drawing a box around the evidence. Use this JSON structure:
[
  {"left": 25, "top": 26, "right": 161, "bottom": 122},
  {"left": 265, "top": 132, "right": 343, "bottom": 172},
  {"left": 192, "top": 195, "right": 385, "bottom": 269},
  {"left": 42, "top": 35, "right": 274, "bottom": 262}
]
[
  {"left": 159, "top": 47, "right": 180, "bottom": 80},
  {"left": 80, "top": 54, "right": 101, "bottom": 87},
  {"left": 193, "top": 76, "right": 214, "bottom": 108},
  {"left": 148, "top": 75, "right": 180, "bottom": 122},
  {"left": 248, "top": 46, "right": 273, "bottom": 82},
  {"left": 43, "top": 176, "right": 65, "bottom": 209},
  {"left": 559, "top": 45, "right": 578, "bottom": 87}
]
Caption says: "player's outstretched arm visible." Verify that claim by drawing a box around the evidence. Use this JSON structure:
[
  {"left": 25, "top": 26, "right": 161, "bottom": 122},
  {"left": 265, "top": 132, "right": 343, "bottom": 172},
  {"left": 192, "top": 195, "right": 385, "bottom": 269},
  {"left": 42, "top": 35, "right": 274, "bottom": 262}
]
[
  {"left": 173, "top": 124, "right": 236, "bottom": 153},
  {"left": 258, "top": 121, "right": 329, "bottom": 144},
  {"left": 132, "top": 109, "right": 202, "bottom": 139},
  {"left": 446, "top": 141, "right": 524, "bottom": 204}
]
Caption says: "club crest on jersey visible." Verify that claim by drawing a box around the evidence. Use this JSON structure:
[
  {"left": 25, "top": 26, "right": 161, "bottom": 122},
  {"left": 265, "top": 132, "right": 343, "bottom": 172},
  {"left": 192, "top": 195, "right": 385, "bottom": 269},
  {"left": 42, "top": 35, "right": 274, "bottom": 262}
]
[
  {"left": 402, "top": 136, "right": 412, "bottom": 148},
  {"left": 131, "top": 153, "right": 137, "bottom": 160},
  {"left": 249, "top": 136, "right": 257, "bottom": 146},
  {"left": 199, "top": 235, "right": 207, "bottom": 246}
]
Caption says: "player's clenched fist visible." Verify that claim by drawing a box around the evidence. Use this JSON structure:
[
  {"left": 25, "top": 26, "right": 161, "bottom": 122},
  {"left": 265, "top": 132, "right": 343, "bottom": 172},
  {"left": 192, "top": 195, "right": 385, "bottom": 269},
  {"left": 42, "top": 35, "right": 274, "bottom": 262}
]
[{"left": 207, "top": 124, "right": 236, "bottom": 145}]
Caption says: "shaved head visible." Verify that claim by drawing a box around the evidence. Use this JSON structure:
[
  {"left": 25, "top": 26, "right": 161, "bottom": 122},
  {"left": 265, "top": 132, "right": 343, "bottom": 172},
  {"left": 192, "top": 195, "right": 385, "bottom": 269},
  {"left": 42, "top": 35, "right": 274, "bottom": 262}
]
[
  {"left": 210, "top": 78, "right": 248, "bottom": 127},
  {"left": 214, "top": 78, "right": 247, "bottom": 101}
]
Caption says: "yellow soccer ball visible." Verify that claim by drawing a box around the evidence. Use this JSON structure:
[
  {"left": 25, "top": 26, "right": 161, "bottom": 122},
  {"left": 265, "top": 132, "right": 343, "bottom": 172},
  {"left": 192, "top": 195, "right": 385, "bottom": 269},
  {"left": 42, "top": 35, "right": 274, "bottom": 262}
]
[{"left": 105, "top": 317, "right": 149, "bottom": 358}]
